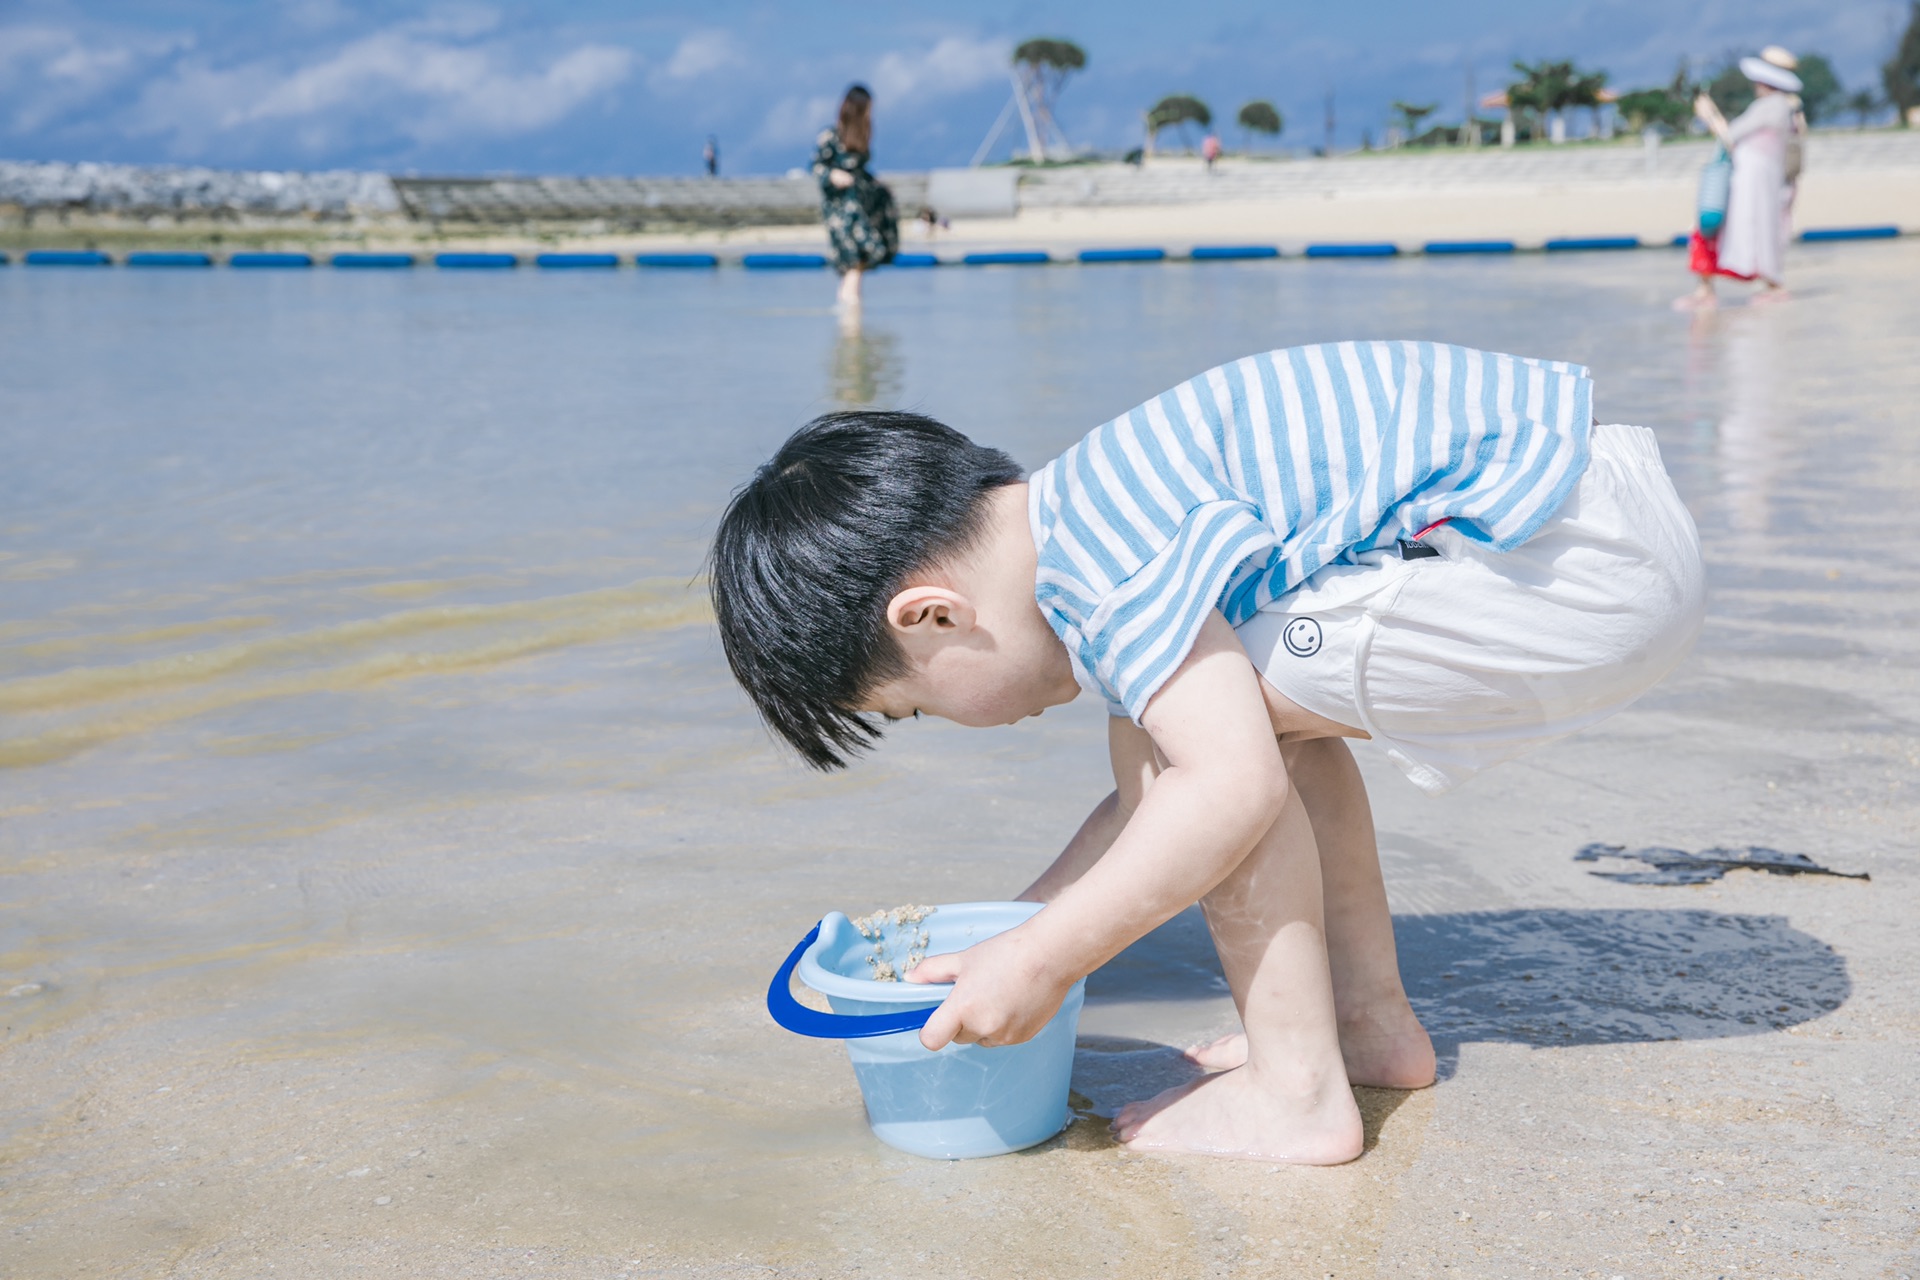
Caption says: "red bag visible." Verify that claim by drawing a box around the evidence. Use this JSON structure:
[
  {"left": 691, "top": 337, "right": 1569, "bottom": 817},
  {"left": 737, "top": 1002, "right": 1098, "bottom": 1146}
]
[{"left": 1688, "top": 230, "right": 1752, "bottom": 281}]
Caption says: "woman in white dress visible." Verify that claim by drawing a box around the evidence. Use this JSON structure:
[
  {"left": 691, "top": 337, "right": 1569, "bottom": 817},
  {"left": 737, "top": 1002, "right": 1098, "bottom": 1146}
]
[{"left": 1678, "top": 55, "right": 1803, "bottom": 309}]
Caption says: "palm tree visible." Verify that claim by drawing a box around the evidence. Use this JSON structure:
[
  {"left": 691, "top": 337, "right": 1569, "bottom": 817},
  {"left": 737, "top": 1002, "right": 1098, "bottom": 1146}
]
[
  {"left": 1508, "top": 60, "right": 1608, "bottom": 140},
  {"left": 1237, "top": 101, "right": 1283, "bottom": 151},
  {"left": 1506, "top": 61, "right": 1559, "bottom": 139},
  {"left": 1565, "top": 66, "right": 1610, "bottom": 136},
  {"left": 1146, "top": 95, "right": 1212, "bottom": 155},
  {"left": 1390, "top": 100, "right": 1437, "bottom": 144},
  {"left": 1012, "top": 38, "right": 1088, "bottom": 161}
]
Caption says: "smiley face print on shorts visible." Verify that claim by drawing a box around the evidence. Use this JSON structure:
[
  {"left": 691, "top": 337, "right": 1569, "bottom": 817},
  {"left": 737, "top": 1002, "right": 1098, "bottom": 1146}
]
[{"left": 1283, "top": 617, "right": 1323, "bottom": 658}]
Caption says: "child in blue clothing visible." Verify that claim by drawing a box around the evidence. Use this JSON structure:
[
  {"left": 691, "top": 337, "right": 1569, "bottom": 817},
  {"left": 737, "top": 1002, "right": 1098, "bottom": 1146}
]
[{"left": 711, "top": 342, "right": 1703, "bottom": 1162}]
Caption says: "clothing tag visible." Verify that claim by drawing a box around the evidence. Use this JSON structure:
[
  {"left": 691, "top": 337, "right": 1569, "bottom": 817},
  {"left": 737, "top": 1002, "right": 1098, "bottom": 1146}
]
[{"left": 1397, "top": 539, "right": 1440, "bottom": 560}]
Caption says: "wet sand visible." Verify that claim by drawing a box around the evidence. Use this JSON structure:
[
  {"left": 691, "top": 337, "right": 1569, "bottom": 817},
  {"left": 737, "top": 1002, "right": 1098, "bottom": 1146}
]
[{"left": 3, "top": 242, "right": 1918, "bottom": 1276}]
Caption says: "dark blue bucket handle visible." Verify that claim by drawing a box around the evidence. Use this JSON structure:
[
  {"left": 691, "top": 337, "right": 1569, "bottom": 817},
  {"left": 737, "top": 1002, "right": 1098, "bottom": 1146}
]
[{"left": 767, "top": 922, "right": 941, "bottom": 1040}]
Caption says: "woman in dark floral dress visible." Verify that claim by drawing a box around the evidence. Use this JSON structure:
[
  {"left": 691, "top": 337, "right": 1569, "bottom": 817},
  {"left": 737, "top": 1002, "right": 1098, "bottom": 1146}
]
[{"left": 812, "top": 84, "right": 898, "bottom": 309}]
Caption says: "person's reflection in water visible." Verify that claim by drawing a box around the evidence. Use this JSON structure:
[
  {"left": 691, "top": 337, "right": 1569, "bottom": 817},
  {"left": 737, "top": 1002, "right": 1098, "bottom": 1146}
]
[
  {"left": 1713, "top": 308, "right": 1784, "bottom": 540},
  {"left": 830, "top": 310, "right": 902, "bottom": 407}
]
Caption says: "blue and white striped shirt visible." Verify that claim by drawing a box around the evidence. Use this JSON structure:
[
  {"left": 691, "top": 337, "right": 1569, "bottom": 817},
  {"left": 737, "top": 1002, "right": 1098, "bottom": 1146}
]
[{"left": 1028, "top": 341, "right": 1593, "bottom": 720}]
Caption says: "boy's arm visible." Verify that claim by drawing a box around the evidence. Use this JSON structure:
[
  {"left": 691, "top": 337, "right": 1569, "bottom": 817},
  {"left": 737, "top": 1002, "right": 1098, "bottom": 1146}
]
[
  {"left": 1016, "top": 717, "right": 1159, "bottom": 903},
  {"left": 912, "top": 610, "right": 1288, "bottom": 1050}
]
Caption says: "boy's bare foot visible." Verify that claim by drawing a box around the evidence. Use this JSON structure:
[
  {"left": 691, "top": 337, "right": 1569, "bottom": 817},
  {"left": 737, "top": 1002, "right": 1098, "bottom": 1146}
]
[
  {"left": 1183, "top": 1030, "right": 1248, "bottom": 1070},
  {"left": 1184, "top": 1003, "right": 1435, "bottom": 1088},
  {"left": 1113, "top": 1064, "right": 1364, "bottom": 1164},
  {"left": 1338, "top": 1003, "right": 1436, "bottom": 1088}
]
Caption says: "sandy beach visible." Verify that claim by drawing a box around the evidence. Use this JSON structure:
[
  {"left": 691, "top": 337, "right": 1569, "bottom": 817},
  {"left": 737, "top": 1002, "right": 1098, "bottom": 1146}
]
[
  {"left": 6, "top": 135, "right": 1916, "bottom": 260},
  {"left": 3, "top": 236, "right": 1919, "bottom": 1277}
]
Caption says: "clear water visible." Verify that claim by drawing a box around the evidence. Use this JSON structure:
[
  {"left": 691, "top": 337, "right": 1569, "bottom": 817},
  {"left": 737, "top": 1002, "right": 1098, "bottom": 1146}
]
[{"left": 4, "top": 246, "right": 1917, "bottom": 1275}]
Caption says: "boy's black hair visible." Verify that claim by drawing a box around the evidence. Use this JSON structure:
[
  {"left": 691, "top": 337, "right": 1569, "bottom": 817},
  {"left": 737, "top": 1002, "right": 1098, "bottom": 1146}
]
[{"left": 710, "top": 411, "right": 1024, "bottom": 770}]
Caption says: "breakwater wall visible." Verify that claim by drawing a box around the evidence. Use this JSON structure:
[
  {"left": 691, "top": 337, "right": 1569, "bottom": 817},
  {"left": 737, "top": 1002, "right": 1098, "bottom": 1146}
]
[
  {"left": 0, "top": 160, "right": 398, "bottom": 219},
  {"left": 0, "top": 160, "right": 928, "bottom": 231}
]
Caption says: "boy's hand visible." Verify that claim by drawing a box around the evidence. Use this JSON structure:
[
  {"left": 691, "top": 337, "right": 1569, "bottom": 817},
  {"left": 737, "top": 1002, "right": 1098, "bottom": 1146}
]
[{"left": 905, "top": 926, "right": 1075, "bottom": 1052}]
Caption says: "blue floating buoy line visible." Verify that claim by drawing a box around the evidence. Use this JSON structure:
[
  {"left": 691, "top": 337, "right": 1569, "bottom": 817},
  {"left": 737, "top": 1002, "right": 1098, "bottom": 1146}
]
[
  {"left": 4, "top": 227, "right": 1905, "bottom": 272},
  {"left": 230, "top": 252, "right": 314, "bottom": 268},
  {"left": 23, "top": 249, "right": 113, "bottom": 266},
  {"left": 1799, "top": 226, "right": 1899, "bottom": 242},
  {"left": 1190, "top": 245, "right": 1279, "bottom": 260},
  {"left": 1424, "top": 241, "right": 1517, "bottom": 255},
  {"left": 963, "top": 250, "right": 1052, "bottom": 265},
  {"left": 1544, "top": 236, "right": 1640, "bottom": 252},
  {"left": 536, "top": 252, "right": 619, "bottom": 268},
  {"left": 434, "top": 252, "right": 517, "bottom": 268},
  {"left": 741, "top": 252, "right": 828, "bottom": 269},
  {"left": 332, "top": 252, "right": 416, "bottom": 268},
  {"left": 635, "top": 252, "right": 719, "bottom": 267},
  {"left": 1078, "top": 247, "right": 1165, "bottom": 263},
  {"left": 1304, "top": 243, "right": 1399, "bottom": 258},
  {"left": 126, "top": 251, "right": 214, "bottom": 267}
]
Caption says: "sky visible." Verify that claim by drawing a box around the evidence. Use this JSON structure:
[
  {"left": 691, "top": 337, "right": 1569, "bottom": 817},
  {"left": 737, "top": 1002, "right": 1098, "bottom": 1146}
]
[{"left": 0, "top": 1, "right": 1906, "bottom": 176}]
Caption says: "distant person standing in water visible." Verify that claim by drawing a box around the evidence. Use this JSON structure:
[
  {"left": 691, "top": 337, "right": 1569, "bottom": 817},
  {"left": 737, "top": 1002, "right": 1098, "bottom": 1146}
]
[
  {"left": 813, "top": 84, "right": 899, "bottom": 310},
  {"left": 704, "top": 135, "right": 719, "bottom": 178},
  {"left": 1678, "top": 53, "right": 1801, "bottom": 309},
  {"left": 1202, "top": 134, "right": 1221, "bottom": 172}
]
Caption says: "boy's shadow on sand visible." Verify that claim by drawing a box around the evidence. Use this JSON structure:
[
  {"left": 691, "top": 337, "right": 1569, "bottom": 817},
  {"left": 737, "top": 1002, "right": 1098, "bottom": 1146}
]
[{"left": 1070, "top": 906, "right": 1849, "bottom": 1135}]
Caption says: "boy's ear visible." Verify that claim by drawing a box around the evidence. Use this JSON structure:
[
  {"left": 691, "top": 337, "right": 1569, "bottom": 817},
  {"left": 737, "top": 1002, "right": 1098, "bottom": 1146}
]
[{"left": 884, "top": 585, "right": 976, "bottom": 639}]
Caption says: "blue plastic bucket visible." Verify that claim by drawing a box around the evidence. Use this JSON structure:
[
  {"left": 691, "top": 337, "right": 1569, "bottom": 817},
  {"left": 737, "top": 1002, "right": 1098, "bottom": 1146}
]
[{"left": 768, "top": 901, "right": 1085, "bottom": 1159}]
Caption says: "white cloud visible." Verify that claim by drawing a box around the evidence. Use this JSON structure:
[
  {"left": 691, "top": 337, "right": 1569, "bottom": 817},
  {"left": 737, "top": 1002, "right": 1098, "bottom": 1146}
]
[
  {"left": 658, "top": 29, "right": 741, "bottom": 83},
  {"left": 123, "top": 21, "right": 634, "bottom": 154},
  {"left": 0, "top": 23, "right": 188, "bottom": 133},
  {"left": 754, "top": 36, "right": 1008, "bottom": 151},
  {"left": 869, "top": 35, "right": 1009, "bottom": 105},
  {"left": 756, "top": 91, "right": 840, "bottom": 151}
]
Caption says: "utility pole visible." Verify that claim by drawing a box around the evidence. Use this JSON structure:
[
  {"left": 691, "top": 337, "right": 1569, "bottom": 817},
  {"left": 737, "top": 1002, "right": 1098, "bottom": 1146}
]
[{"left": 1463, "top": 63, "right": 1476, "bottom": 146}]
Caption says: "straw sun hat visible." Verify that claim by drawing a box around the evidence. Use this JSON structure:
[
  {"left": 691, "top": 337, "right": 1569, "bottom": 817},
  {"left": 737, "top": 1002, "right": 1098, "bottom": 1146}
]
[{"left": 1740, "top": 47, "right": 1804, "bottom": 93}]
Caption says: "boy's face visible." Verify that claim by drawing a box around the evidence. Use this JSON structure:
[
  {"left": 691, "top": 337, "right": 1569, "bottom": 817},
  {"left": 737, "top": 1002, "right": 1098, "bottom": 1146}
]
[
  {"left": 855, "top": 587, "right": 1081, "bottom": 729},
  {"left": 853, "top": 481, "right": 1079, "bottom": 731}
]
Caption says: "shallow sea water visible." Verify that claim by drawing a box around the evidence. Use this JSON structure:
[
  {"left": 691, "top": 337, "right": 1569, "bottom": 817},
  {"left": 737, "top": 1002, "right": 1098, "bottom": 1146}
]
[{"left": 3, "top": 245, "right": 1918, "bottom": 1276}]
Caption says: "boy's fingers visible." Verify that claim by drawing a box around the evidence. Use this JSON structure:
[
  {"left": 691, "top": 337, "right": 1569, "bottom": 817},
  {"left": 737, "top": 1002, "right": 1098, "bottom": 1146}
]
[
  {"left": 909, "top": 951, "right": 968, "bottom": 1049},
  {"left": 904, "top": 952, "right": 962, "bottom": 984},
  {"left": 918, "top": 1001, "right": 960, "bottom": 1052}
]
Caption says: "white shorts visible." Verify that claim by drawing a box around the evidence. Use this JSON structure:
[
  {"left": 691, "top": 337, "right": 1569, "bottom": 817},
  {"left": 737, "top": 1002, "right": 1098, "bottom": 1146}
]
[{"left": 1236, "top": 424, "right": 1706, "bottom": 794}]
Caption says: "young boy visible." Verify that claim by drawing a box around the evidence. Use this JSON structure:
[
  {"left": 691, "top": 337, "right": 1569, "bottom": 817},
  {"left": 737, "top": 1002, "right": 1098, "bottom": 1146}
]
[{"left": 712, "top": 341, "right": 1704, "bottom": 1164}]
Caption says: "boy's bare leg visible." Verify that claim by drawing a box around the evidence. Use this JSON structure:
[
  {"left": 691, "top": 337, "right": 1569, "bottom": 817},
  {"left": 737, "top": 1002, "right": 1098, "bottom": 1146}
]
[
  {"left": 1187, "top": 738, "right": 1435, "bottom": 1089},
  {"left": 1113, "top": 785, "right": 1364, "bottom": 1163}
]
